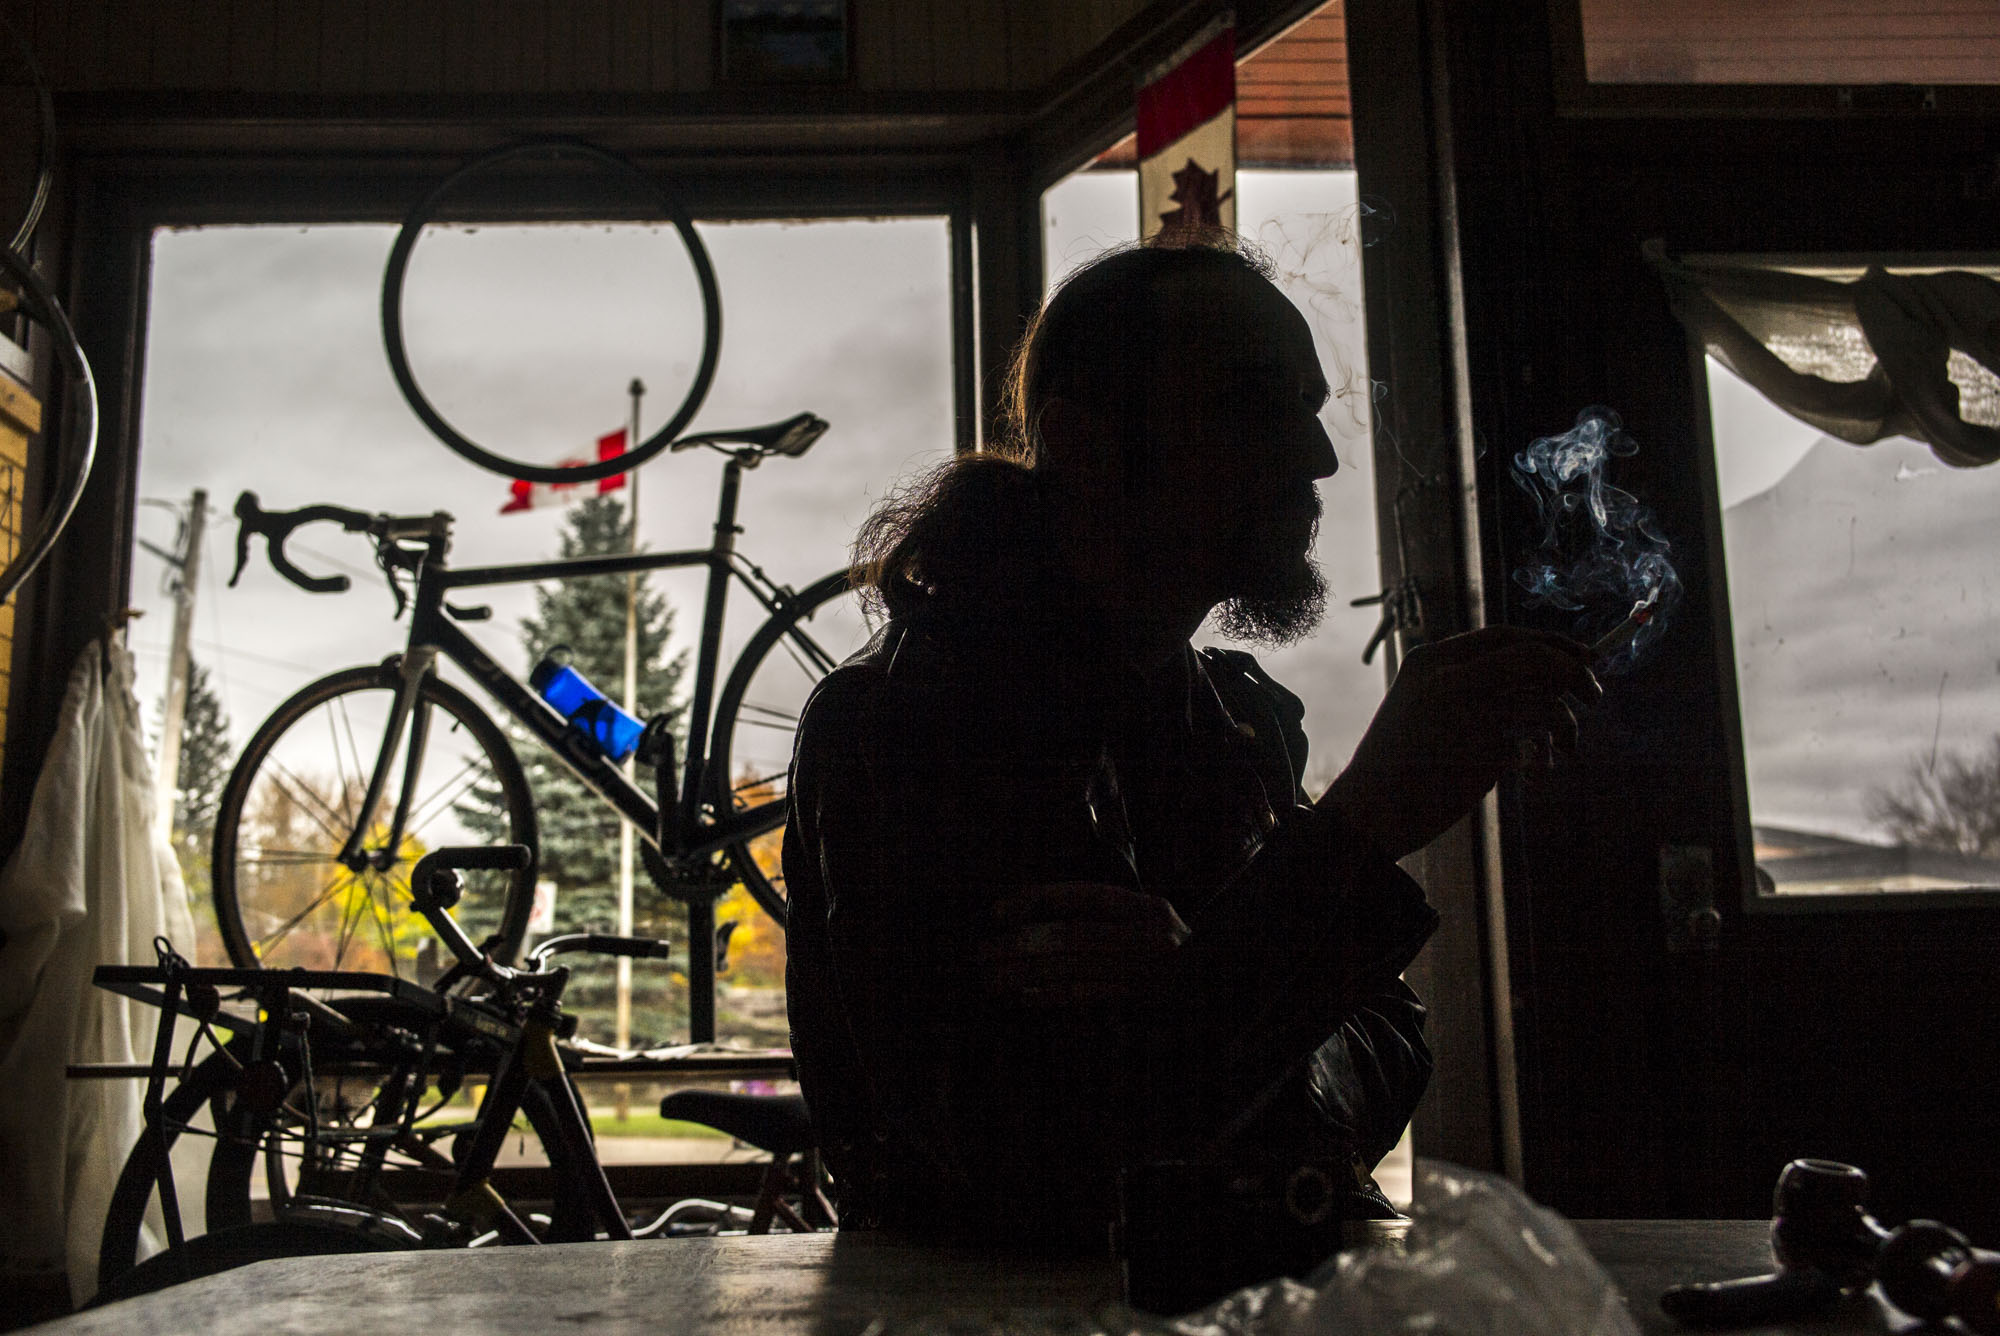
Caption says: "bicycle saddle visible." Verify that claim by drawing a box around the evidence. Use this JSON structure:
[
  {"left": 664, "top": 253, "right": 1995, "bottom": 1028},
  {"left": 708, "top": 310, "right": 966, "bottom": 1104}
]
[
  {"left": 659, "top": 1090, "right": 816, "bottom": 1157},
  {"left": 671, "top": 412, "right": 827, "bottom": 458}
]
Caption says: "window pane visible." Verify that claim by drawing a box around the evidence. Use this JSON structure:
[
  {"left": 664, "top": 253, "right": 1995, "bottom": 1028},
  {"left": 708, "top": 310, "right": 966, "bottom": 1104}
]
[
  {"left": 132, "top": 218, "right": 954, "bottom": 1044},
  {"left": 1580, "top": 0, "right": 2000, "bottom": 85},
  {"left": 1712, "top": 322, "right": 2000, "bottom": 893}
]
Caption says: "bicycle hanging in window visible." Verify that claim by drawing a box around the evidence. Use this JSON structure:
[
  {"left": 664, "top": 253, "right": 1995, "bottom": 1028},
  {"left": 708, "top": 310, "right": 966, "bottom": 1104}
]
[{"left": 208, "top": 141, "right": 871, "bottom": 1042}]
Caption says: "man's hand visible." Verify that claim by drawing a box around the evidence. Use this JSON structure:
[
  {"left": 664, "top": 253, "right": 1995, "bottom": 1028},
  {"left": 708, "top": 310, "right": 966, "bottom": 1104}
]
[
  {"left": 977, "top": 882, "right": 1189, "bottom": 1008},
  {"left": 1322, "top": 627, "right": 1601, "bottom": 861}
]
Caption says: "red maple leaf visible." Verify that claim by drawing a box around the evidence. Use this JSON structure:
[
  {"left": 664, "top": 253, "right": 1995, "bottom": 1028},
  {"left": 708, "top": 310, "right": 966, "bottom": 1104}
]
[{"left": 1157, "top": 157, "right": 1233, "bottom": 235}]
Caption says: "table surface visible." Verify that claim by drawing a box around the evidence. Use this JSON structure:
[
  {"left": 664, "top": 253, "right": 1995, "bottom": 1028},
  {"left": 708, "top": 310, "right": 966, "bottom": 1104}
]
[{"left": 32, "top": 1220, "right": 1924, "bottom": 1335}]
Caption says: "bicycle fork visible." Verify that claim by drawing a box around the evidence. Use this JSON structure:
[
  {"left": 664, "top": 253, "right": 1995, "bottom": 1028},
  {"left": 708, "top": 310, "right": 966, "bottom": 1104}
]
[
  {"left": 445, "top": 998, "right": 633, "bottom": 1245},
  {"left": 336, "top": 649, "right": 438, "bottom": 871}
]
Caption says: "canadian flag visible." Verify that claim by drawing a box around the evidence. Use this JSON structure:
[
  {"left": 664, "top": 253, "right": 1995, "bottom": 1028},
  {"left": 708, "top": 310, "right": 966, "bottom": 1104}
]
[
  {"left": 1137, "top": 19, "right": 1236, "bottom": 242},
  {"left": 499, "top": 429, "right": 629, "bottom": 513}
]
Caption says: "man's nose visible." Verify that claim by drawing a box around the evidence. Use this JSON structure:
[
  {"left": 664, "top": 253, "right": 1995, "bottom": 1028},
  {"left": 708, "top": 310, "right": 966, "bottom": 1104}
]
[{"left": 1308, "top": 418, "right": 1338, "bottom": 481}]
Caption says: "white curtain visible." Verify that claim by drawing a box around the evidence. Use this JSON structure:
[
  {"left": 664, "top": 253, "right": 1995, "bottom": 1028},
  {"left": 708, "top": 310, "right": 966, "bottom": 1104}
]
[
  {"left": 0, "top": 640, "right": 195, "bottom": 1305},
  {"left": 1647, "top": 239, "right": 2000, "bottom": 467}
]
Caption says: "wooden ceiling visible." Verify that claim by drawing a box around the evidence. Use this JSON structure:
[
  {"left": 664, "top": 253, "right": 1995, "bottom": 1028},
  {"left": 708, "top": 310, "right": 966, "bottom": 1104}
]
[{"left": 1097, "top": 1, "right": 1351, "bottom": 169}]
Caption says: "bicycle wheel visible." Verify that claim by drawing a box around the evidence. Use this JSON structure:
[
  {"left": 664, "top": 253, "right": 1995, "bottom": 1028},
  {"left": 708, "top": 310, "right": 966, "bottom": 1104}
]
[
  {"left": 98, "top": 1048, "right": 246, "bottom": 1292},
  {"left": 708, "top": 571, "right": 876, "bottom": 925},
  {"left": 203, "top": 995, "right": 492, "bottom": 1229},
  {"left": 212, "top": 661, "right": 538, "bottom": 975},
  {"left": 381, "top": 138, "right": 721, "bottom": 484}
]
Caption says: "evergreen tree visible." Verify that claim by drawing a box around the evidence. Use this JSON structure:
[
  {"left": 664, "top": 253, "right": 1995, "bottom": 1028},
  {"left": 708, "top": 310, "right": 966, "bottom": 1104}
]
[
  {"left": 462, "top": 495, "right": 689, "bottom": 1042},
  {"left": 160, "top": 659, "right": 231, "bottom": 916}
]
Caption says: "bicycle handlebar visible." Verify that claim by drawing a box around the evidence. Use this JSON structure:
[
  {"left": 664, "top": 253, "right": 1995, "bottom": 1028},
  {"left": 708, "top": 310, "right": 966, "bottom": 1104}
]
[
  {"left": 409, "top": 845, "right": 534, "bottom": 978},
  {"left": 229, "top": 491, "right": 375, "bottom": 594},
  {"left": 528, "top": 933, "right": 675, "bottom": 969}
]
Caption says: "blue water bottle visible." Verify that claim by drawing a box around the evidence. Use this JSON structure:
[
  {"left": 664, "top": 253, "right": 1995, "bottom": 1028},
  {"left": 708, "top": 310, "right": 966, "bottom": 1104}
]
[{"left": 531, "top": 649, "right": 645, "bottom": 762}]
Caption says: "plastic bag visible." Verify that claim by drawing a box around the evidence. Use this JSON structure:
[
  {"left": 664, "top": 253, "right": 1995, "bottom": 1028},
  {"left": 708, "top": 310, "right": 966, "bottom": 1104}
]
[
  {"left": 1182, "top": 1160, "right": 1641, "bottom": 1336},
  {"left": 878, "top": 1160, "right": 1638, "bottom": 1336}
]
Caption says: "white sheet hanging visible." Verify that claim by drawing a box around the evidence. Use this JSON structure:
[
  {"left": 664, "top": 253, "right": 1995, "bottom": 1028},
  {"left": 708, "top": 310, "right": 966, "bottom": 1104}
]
[
  {"left": 0, "top": 639, "right": 195, "bottom": 1305},
  {"left": 1647, "top": 239, "right": 2000, "bottom": 467}
]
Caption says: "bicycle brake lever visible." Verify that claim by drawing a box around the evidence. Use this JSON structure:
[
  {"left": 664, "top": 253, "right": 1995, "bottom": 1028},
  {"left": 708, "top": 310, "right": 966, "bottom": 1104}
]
[
  {"left": 229, "top": 492, "right": 256, "bottom": 587},
  {"left": 385, "top": 564, "right": 409, "bottom": 619}
]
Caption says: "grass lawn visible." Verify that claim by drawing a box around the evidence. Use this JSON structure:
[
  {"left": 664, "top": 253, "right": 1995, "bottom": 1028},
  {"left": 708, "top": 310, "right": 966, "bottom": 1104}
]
[{"left": 588, "top": 1110, "right": 731, "bottom": 1139}]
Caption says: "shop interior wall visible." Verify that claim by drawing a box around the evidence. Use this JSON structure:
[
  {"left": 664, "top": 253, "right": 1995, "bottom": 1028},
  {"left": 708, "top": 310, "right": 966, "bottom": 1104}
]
[{"left": 0, "top": 0, "right": 1158, "bottom": 99}]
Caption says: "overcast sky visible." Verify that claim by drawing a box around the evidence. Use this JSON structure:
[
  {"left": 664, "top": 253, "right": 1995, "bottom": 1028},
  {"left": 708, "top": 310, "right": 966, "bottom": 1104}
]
[
  {"left": 130, "top": 215, "right": 954, "bottom": 744},
  {"left": 1713, "top": 370, "right": 2000, "bottom": 843}
]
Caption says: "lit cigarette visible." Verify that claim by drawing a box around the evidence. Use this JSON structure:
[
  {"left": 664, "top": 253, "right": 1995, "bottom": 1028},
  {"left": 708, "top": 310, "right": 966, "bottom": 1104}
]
[{"left": 1590, "top": 589, "right": 1661, "bottom": 664}]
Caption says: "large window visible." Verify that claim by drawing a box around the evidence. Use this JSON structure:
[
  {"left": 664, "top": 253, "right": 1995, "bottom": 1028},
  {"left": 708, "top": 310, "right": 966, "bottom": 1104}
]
[
  {"left": 130, "top": 217, "right": 954, "bottom": 1058},
  {"left": 1708, "top": 267, "right": 2000, "bottom": 895}
]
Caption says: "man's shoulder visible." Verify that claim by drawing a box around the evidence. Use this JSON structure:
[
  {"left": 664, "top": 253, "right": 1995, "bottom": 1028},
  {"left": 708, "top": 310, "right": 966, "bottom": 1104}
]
[
  {"left": 797, "top": 621, "right": 961, "bottom": 741},
  {"left": 800, "top": 624, "right": 898, "bottom": 730}
]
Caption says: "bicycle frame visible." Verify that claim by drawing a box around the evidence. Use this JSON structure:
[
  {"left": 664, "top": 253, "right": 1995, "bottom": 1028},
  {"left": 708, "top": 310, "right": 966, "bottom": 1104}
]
[{"left": 338, "top": 455, "right": 805, "bottom": 1034}]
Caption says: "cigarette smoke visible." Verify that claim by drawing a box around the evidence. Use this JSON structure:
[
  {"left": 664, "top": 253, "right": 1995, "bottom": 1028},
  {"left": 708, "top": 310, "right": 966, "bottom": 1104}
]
[{"left": 1510, "top": 406, "right": 1682, "bottom": 673}]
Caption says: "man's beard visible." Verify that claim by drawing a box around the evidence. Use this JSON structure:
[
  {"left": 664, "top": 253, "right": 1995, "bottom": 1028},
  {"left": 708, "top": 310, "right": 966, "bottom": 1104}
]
[{"left": 1213, "top": 516, "right": 1328, "bottom": 647}]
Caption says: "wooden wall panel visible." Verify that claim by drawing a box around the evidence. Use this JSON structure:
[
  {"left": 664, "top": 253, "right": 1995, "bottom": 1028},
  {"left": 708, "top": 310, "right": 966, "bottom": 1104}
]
[
  {"left": 1236, "top": 3, "right": 1350, "bottom": 166},
  {"left": 887, "top": 0, "right": 933, "bottom": 92},
  {"left": 0, "top": 380, "right": 40, "bottom": 790},
  {"left": 318, "top": 1, "right": 368, "bottom": 94},
  {"left": 179, "top": 0, "right": 225, "bottom": 90},
  {"left": 546, "top": 0, "right": 580, "bottom": 93},
  {"left": 97, "top": 0, "right": 151, "bottom": 89},
  {"left": 930, "top": 0, "right": 973, "bottom": 90},
  {"left": 273, "top": 1, "right": 324, "bottom": 97},
  {"left": 672, "top": 1, "right": 709, "bottom": 94},
  {"left": 144, "top": 2, "right": 189, "bottom": 89},
  {"left": 405, "top": 0, "right": 444, "bottom": 93},
  {"left": 852, "top": 0, "right": 894, "bottom": 91},
  {"left": 1580, "top": 0, "right": 2000, "bottom": 85},
  {"left": 229, "top": 0, "right": 282, "bottom": 95},
  {"left": 15, "top": 0, "right": 1171, "bottom": 99},
  {"left": 607, "top": 0, "right": 650, "bottom": 94}
]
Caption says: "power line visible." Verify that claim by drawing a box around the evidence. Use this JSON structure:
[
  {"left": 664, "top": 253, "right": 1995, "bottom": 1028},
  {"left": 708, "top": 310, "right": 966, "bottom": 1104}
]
[
  {"left": 288, "top": 538, "right": 378, "bottom": 583},
  {"left": 129, "top": 635, "right": 325, "bottom": 677}
]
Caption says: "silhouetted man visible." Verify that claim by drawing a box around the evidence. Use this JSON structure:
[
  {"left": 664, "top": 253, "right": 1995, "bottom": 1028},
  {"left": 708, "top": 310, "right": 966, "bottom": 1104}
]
[{"left": 783, "top": 241, "right": 1596, "bottom": 1246}]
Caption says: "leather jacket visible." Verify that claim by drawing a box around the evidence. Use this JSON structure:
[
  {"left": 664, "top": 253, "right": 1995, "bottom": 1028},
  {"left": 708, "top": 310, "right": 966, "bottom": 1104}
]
[{"left": 783, "top": 613, "right": 1438, "bottom": 1246}]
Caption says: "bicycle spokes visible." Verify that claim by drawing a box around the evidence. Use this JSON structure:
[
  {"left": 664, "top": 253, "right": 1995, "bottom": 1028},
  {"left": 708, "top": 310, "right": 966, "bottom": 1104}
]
[{"left": 223, "top": 676, "right": 524, "bottom": 975}]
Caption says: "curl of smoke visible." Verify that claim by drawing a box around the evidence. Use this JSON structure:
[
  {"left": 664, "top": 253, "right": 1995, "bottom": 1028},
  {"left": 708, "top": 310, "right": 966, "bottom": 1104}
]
[
  {"left": 1254, "top": 209, "right": 1371, "bottom": 444},
  {"left": 1510, "top": 406, "right": 1683, "bottom": 673}
]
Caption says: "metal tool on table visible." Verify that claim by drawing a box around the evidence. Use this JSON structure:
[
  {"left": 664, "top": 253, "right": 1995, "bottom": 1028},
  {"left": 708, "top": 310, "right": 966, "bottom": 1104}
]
[{"left": 1662, "top": 1158, "right": 2000, "bottom": 1331}]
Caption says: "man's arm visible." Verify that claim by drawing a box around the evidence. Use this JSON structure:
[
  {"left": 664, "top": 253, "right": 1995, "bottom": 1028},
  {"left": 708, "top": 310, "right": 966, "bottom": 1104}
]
[{"left": 1324, "top": 627, "right": 1601, "bottom": 860}]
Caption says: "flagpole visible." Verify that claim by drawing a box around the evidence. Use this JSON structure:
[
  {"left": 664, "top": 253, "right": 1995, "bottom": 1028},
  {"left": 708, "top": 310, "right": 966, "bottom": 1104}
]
[{"left": 616, "top": 379, "right": 644, "bottom": 1068}]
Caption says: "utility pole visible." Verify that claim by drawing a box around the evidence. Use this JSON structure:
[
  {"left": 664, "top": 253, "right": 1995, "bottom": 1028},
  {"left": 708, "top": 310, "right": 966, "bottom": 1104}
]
[
  {"left": 150, "top": 488, "right": 207, "bottom": 839},
  {"left": 616, "top": 381, "right": 644, "bottom": 1069}
]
